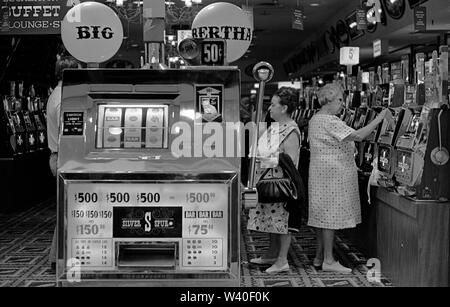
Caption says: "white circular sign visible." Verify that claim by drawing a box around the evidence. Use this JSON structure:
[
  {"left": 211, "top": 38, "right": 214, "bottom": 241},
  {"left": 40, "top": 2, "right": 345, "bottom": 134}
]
[
  {"left": 61, "top": 2, "right": 123, "bottom": 63},
  {"left": 192, "top": 2, "right": 253, "bottom": 63}
]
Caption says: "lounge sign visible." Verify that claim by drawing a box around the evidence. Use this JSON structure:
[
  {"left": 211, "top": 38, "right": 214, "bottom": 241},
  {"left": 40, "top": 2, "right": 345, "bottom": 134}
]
[{"left": 0, "top": 0, "right": 74, "bottom": 35}]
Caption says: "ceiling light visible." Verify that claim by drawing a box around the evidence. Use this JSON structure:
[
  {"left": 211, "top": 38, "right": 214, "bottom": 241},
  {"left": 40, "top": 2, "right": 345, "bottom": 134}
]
[
  {"left": 349, "top": 22, "right": 357, "bottom": 28},
  {"left": 310, "top": 3, "right": 320, "bottom": 7}
]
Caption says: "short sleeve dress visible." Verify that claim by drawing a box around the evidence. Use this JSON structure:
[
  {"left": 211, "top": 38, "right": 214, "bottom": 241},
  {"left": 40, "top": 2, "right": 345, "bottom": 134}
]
[
  {"left": 247, "top": 120, "right": 301, "bottom": 234},
  {"left": 307, "top": 114, "right": 361, "bottom": 230}
]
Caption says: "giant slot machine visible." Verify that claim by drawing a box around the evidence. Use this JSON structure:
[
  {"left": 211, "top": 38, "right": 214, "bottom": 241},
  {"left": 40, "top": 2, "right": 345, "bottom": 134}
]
[
  {"left": 56, "top": 2, "right": 244, "bottom": 287},
  {"left": 394, "top": 48, "right": 450, "bottom": 200}
]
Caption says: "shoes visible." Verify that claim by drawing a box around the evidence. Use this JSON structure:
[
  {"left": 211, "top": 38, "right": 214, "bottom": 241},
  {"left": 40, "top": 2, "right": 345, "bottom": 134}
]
[
  {"left": 322, "top": 260, "right": 352, "bottom": 274},
  {"left": 250, "top": 257, "right": 276, "bottom": 265},
  {"left": 265, "top": 263, "right": 289, "bottom": 274},
  {"left": 313, "top": 258, "right": 323, "bottom": 270}
]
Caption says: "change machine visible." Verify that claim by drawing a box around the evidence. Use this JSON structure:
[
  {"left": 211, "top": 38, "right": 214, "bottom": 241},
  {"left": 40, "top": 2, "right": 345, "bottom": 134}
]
[{"left": 56, "top": 68, "right": 241, "bottom": 286}]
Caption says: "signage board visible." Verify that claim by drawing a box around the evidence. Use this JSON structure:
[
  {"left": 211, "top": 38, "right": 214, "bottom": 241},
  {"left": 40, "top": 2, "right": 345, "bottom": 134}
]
[
  {"left": 292, "top": 8, "right": 304, "bottom": 31},
  {"left": 0, "top": 0, "right": 73, "bottom": 35},
  {"left": 200, "top": 39, "right": 225, "bottom": 66},
  {"left": 61, "top": 2, "right": 123, "bottom": 63},
  {"left": 414, "top": 6, "right": 426, "bottom": 31},
  {"left": 373, "top": 39, "right": 382, "bottom": 57},
  {"left": 340, "top": 47, "right": 360, "bottom": 65}
]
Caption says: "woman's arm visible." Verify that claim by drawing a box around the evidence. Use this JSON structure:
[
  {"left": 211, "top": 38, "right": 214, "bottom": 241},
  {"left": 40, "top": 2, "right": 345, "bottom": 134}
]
[
  {"left": 282, "top": 131, "right": 300, "bottom": 165},
  {"left": 343, "top": 108, "right": 392, "bottom": 142}
]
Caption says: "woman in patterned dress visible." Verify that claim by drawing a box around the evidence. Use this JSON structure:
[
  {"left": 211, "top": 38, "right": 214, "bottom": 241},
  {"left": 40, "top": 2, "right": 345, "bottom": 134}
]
[
  {"left": 247, "top": 87, "right": 301, "bottom": 274},
  {"left": 308, "top": 83, "right": 392, "bottom": 273}
]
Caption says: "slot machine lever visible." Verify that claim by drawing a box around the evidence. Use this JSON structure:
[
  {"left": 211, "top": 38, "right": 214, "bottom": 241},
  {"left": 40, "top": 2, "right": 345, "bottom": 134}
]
[
  {"left": 246, "top": 62, "right": 274, "bottom": 190},
  {"left": 430, "top": 109, "right": 449, "bottom": 166}
]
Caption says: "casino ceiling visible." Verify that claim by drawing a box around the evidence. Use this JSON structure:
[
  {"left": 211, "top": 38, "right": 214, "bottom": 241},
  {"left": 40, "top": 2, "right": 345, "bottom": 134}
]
[{"left": 1, "top": 0, "right": 449, "bottom": 94}]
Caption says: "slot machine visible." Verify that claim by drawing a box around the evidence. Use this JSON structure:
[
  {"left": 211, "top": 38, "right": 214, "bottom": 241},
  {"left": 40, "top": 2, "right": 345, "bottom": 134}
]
[
  {"left": 393, "top": 47, "right": 450, "bottom": 200},
  {"left": 352, "top": 107, "right": 368, "bottom": 169},
  {"left": 15, "top": 83, "right": 38, "bottom": 153},
  {"left": 56, "top": 68, "right": 241, "bottom": 287},
  {"left": 359, "top": 108, "right": 381, "bottom": 172},
  {"left": 2, "top": 83, "right": 27, "bottom": 155},
  {"left": 395, "top": 107, "right": 450, "bottom": 200},
  {"left": 375, "top": 107, "right": 412, "bottom": 185},
  {"left": 30, "top": 96, "right": 47, "bottom": 150},
  {"left": 343, "top": 109, "right": 356, "bottom": 127}
]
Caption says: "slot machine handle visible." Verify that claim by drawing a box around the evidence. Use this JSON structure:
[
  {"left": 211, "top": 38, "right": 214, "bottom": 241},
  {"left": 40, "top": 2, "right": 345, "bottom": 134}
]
[
  {"left": 438, "top": 110, "right": 443, "bottom": 151},
  {"left": 430, "top": 109, "right": 449, "bottom": 166},
  {"left": 247, "top": 62, "right": 274, "bottom": 190}
]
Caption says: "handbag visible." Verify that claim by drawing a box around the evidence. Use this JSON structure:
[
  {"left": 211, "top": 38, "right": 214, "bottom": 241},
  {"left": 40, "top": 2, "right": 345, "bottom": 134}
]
[{"left": 256, "top": 167, "right": 297, "bottom": 203}]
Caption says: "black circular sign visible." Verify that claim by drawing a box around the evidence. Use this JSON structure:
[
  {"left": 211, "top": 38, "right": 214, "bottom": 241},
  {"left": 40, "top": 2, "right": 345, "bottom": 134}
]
[
  {"left": 178, "top": 38, "right": 200, "bottom": 60},
  {"left": 382, "top": 0, "right": 406, "bottom": 20}
]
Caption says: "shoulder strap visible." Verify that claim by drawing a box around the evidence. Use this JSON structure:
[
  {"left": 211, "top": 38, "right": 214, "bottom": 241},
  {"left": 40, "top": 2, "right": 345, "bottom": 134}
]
[{"left": 280, "top": 126, "right": 301, "bottom": 146}]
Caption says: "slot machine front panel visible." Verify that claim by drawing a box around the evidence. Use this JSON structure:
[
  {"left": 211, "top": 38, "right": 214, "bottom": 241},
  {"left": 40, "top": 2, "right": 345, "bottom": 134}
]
[{"left": 57, "top": 69, "right": 241, "bottom": 286}]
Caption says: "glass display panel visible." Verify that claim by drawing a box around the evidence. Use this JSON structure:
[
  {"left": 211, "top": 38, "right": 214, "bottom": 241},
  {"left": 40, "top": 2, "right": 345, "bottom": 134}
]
[{"left": 96, "top": 104, "right": 169, "bottom": 149}]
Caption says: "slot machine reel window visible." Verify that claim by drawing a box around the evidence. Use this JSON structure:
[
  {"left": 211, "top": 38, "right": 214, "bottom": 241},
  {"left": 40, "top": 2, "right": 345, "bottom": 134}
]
[
  {"left": 406, "top": 114, "right": 420, "bottom": 135},
  {"left": 96, "top": 104, "right": 169, "bottom": 149}
]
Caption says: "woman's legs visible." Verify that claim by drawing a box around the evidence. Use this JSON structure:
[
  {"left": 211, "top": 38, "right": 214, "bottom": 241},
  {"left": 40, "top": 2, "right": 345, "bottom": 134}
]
[
  {"left": 322, "top": 228, "right": 335, "bottom": 264},
  {"left": 314, "top": 228, "right": 324, "bottom": 264},
  {"left": 265, "top": 233, "right": 279, "bottom": 259},
  {"left": 274, "top": 233, "right": 290, "bottom": 266},
  {"left": 322, "top": 228, "right": 352, "bottom": 273},
  {"left": 265, "top": 233, "right": 290, "bottom": 272}
]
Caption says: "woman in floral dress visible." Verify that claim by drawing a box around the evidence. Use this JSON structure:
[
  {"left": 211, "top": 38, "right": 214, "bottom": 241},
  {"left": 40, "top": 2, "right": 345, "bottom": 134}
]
[{"left": 308, "top": 83, "right": 392, "bottom": 273}]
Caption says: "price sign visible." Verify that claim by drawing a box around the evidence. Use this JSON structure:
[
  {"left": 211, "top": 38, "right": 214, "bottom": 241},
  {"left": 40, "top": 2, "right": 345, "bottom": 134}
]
[
  {"left": 201, "top": 39, "right": 225, "bottom": 66},
  {"left": 66, "top": 182, "right": 228, "bottom": 271},
  {"left": 340, "top": 47, "right": 360, "bottom": 65}
]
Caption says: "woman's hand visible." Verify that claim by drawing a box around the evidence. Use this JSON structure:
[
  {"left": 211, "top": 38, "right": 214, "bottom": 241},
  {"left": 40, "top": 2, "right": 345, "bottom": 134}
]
[
  {"left": 377, "top": 108, "right": 394, "bottom": 124},
  {"left": 258, "top": 156, "right": 279, "bottom": 168}
]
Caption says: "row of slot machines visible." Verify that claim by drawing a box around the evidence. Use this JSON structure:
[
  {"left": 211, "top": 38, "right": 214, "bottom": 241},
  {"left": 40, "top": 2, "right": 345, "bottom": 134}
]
[
  {"left": 343, "top": 97, "right": 450, "bottom": 201},
  {"left": 0, "top": 82, "right": 48, "bottom": 157},
  {"left": 291, "top": 108, "right": 318, "bottom": 147},
  {"left": 341, "top": 46, "right": 450, "bottom": 201}
]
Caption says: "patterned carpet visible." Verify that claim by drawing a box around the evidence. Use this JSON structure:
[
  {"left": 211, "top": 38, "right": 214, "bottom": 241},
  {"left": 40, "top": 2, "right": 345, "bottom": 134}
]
[
  {"left": 240, "top": 210, "right": 392, "bottom": 287},
  {"left": 0, "top": 199, "right": 392, "bottom": 287}
]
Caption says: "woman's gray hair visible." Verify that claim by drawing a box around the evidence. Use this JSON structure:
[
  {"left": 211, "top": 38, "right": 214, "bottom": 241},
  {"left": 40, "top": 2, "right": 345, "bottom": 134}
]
[{"left": 317, "top": 83, "right": 344, "bottom": 107}]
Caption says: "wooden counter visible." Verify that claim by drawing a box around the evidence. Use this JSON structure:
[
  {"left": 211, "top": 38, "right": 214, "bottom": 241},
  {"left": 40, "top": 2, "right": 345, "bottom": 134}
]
[{"left": 374, "top": 187, "right": 450, "bottom": 287}]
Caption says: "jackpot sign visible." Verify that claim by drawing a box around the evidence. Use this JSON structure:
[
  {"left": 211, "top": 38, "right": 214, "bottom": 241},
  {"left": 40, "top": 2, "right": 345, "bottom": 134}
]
[{"left": 0, "top": 0, "right": 74, "bottom": 35}]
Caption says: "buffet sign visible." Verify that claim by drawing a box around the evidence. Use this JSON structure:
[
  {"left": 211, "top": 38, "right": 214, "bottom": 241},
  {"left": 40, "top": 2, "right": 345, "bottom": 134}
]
[{"left": 0, "top": 0, "right": 75, "bottom": 35}]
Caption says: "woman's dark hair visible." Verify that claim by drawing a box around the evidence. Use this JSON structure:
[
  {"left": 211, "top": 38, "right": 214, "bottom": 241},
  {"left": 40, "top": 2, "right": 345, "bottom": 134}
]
[
  {"left": 55, "top": 56, "right": 79, "bottom": 81},
  {"left": 274, "top": 86, "right": 298, "bottom": 115}
]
